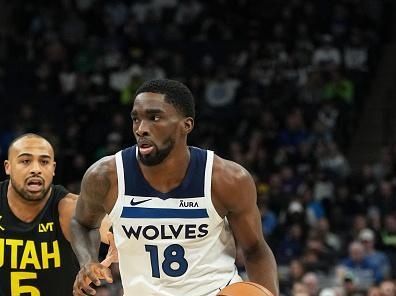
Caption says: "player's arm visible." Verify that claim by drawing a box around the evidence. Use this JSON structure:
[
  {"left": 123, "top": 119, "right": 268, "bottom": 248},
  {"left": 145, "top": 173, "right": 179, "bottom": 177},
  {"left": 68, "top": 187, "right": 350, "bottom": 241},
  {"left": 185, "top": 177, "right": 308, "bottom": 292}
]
[
  {"left": 59, "top": 195, "right": 118, "bottom": 267},
  {"left": 212, "top": 156, "right": 279, "bottom": 296},
  {"left": 59, "top": 193, "right": 112, "bottom": 244},
  {"left": 70, "top": 156, "right": 116, "bottom": 296}
]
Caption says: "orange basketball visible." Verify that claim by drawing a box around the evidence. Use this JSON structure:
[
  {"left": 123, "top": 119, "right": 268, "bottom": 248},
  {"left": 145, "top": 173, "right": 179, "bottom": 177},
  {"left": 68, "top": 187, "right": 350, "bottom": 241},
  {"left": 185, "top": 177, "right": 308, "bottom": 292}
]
[{"left": 217, "top": 282, "right": 274, "bottom": 296}]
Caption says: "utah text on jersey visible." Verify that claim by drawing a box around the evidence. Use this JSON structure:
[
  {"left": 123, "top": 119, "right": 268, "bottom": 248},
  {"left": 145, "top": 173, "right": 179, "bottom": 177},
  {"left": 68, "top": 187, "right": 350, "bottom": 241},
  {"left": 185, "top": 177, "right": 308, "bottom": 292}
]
[{"left": 0, "top": 238, "right": 61, "bottom": 269}]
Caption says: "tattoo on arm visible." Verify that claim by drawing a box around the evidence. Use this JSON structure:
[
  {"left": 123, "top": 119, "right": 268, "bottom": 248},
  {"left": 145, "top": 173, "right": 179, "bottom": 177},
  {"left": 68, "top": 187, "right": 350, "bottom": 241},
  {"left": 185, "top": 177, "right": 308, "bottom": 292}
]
[
  {"left": 76, "top": 157, "right": 114, "bottom": 228},
  {"left": 70, "top": 157, "right": 115, "bottom": 266}
]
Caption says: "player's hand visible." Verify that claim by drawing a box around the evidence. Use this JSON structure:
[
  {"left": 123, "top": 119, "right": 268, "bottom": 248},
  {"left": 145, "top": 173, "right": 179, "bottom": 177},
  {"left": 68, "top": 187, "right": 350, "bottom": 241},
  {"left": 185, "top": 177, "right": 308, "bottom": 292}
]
[
  {"left": 101, "top": 232, "right": 119, "bottom": 267},
  {"left": 73, "top": 262, "right": 113, "bottom": 296}
]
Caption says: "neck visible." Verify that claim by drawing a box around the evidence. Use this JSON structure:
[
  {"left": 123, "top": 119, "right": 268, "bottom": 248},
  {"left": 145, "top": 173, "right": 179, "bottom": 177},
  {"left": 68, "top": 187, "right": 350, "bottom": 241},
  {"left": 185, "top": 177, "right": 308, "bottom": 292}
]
[
  {"left": 139, "top": 145, "right": 191, "bottom": 193},
  {"left": 7, "top": 183, "right": 51, "bottom": 223}
]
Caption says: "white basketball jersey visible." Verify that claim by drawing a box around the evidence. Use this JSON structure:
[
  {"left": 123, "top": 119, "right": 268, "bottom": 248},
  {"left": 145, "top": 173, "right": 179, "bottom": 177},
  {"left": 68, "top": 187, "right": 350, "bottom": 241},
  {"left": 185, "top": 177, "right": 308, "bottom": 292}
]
[{"left": 109, "top": 146, "right": 242, "bottom": 296}]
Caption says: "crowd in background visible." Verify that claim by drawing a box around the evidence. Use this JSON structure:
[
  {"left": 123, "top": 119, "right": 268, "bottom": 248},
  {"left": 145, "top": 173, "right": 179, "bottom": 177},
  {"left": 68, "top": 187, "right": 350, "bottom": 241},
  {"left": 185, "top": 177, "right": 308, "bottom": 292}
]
[{"left": 1, "top": 0, "right": 396, "bottom": 295}]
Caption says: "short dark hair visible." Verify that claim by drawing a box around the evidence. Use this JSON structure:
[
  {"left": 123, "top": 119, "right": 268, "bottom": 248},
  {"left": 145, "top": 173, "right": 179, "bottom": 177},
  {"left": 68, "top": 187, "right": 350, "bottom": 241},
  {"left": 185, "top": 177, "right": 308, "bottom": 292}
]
[
  {"left": 135, "top": 79, "right": 195, "bottom": 118},
  {"left": 7, "top": 133, "right": 52, "bottom": 157}
]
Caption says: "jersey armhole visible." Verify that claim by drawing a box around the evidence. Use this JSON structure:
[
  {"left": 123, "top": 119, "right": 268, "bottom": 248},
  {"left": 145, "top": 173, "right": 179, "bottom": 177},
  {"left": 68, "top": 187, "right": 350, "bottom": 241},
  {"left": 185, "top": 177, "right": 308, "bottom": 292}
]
[
  {"left": 108, "top": 151, "right": 124, "bottom": 221},
  {"left": 205, "top": 151, "right": 223, "bottom": 224}
]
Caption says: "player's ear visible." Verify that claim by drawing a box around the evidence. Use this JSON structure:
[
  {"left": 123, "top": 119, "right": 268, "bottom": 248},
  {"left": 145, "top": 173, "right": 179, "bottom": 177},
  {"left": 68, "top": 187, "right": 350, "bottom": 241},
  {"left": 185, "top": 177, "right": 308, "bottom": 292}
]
[
  {"left": 53, "top": 161, "right": 56, "bottom": 176},
  {"left": 183, "top": 117, "right": 194, "bottom": 134},
  {"left": 4, "top": 160, "right": 10, "bottom": 176}
]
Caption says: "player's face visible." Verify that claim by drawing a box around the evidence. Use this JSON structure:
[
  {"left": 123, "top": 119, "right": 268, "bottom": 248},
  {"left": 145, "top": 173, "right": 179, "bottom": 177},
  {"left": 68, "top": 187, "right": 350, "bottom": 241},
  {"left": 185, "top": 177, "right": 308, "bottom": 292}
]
[
  {"left": 4, "top": 137, "right": 56, "bottom": 202},
  {"left": 131, "top": 92, "right": 188, "bottom": 166}
]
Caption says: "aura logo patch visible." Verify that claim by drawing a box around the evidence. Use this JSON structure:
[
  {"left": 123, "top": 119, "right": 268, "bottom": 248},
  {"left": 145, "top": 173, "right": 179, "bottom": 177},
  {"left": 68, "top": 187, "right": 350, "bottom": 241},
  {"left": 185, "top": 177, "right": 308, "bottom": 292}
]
[{"left": 179, "top": 200, "right": 199, "bottom": 208}]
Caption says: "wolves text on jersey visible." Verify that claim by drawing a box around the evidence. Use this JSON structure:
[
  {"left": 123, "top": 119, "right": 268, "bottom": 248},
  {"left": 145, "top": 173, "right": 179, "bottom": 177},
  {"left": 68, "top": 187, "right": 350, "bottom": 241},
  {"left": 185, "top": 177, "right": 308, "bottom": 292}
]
[{"left": 122, "top": 224, "right": 209, "bottom": 240}]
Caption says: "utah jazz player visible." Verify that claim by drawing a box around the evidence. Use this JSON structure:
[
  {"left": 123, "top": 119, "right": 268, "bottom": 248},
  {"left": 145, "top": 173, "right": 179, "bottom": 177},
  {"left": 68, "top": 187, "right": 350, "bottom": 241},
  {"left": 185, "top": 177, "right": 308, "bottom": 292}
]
[
  {"left": 70, "top": 79, "right": 279, "bottom": 296},
  {"left": 0, "top": 134, "right": 79, "bottom": 296},
  {"left": 0, "top": 134, "right": 116, "bottom": 296}
]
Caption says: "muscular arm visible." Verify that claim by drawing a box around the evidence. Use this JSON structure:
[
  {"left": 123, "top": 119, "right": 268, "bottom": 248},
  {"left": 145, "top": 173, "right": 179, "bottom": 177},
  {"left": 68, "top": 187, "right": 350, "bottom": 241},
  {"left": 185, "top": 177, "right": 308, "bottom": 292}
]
[
  {"left": 59, "top": 193, "right": 113, "bottom": 244},
  {"left": 69, "top": 156, "right": 116, "bottom": 267},
  {"left": 212, "top": 156, "right": 279, "bottom": 296}
]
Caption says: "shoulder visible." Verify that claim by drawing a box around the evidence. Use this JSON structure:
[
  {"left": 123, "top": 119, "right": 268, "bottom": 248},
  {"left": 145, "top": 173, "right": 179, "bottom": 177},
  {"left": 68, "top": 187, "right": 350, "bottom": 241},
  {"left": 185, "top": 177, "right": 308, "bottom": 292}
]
[
  {"left": 58, "top": 193, "right": 78, "bottom": 240},
  {"left": 85, "top": 155, "right": 116, "bottom": 179},
  {"left": 58, "top": 193, "right": 78, "bottom": 216},
  {"left": 82, "top": 155, "right": 117, "bottom": 189},
  {"left": 212, "top": 154, "right": 253, "bottom": 188},
  {"left": 59, "top": 192, "right": 78, "bottom": 206},
  {"left": 80, "top": 155, "right": 118, "bottom": 212},
  {"left": 211, "top": 154, "right": 257, "bottom": 215}
]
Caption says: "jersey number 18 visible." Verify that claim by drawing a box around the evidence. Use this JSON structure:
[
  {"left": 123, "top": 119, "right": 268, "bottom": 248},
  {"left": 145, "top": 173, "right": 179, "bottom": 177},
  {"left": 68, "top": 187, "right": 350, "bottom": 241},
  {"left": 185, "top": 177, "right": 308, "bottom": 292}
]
[{"left": 145, "top": 244, "right": 188, "bottom": 278}]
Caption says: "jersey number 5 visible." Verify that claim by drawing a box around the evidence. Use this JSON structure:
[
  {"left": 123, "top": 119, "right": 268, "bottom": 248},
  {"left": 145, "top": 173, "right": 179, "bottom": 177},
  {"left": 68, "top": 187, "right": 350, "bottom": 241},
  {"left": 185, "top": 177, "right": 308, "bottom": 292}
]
[
  {"left": 11, "top": 272, "right": 40, "bottom": 296},
  {"left": 145, "top": 244, "right": 188, "bottom": 278}
]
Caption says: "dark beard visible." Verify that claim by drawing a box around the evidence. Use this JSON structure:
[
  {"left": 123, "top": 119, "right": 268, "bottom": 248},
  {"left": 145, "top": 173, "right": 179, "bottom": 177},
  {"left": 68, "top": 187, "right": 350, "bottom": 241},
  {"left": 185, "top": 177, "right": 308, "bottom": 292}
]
[
  {"left": 138, "top": 138, "right": 174, "bottom": 166},
  {"left": 10, "top": 178, "right": 50, "bottom": 202}
]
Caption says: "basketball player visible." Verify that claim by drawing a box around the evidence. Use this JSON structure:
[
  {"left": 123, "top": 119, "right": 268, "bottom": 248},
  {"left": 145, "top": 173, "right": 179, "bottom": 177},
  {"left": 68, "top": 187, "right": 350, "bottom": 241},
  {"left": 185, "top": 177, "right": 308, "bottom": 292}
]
[
  {"left": 0, "top": 134, "right": 117, "bottom": 296},
  {"left": 70, "top": 79, "right": 279, "bottom": 296}
]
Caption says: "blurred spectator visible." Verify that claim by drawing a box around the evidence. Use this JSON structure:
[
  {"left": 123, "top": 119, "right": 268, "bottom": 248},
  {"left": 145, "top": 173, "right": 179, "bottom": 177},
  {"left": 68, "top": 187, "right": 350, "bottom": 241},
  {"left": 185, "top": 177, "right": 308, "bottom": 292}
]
[
  {"left": 370, "top": 180, "right": 396, "bottom": 216},
  {"left": 303, "top": 230, "right": 337, "bottom": 273},
  {"left": 380, "top": 214, "right": 396, "bottom": 278},
  {"left": 299, "top": 183, "right": 326, "bottom": 227},
  {"left": 358, "top": 228, "right": 391, "bottom": 281},
  {"left": 276, "top": 223, "right": 305, "bottom": 265},
  {"left": 312, "top": 35, "right": 341, "bottom": 68},
  {"left": 316, "top": 218, "right": 341, "bottom": 254},
  {"left": 258, "top": 199, "right": 278, "bottom": 238},
  {"left": 367, "top": 286, "right": 381, "bottom": 296},
  {"left": 292, "top": 281, "right": 310, "bottom": 296},
  {"left": 302, "top": 272, "right": 320, "bottom": 296},
  {"left": 323, "top": 69, "right": 354, "bottom": 106},
  {"left": 317, "top": 141, "right": 350, "bottom": 179},
  {"left": 281, "top": 259, "right": 306, "bottom": 295},
  {"left": 340, "top": 271, "right": 363, "bottom": 296},
  {"left": 278, "top": 108, "right": 310, "bottom": 155},
  {"left": 344, "top": 32, "right": 369, "bottom": 73},
  {"left": 379, "top": 280, "right": 396, "bottom": 296},
  {"left": 204, "top": 69, "right": 240, "bottom": 114},
  {"left": 339, "top": 241, "right": 381, "bottom": 289}
]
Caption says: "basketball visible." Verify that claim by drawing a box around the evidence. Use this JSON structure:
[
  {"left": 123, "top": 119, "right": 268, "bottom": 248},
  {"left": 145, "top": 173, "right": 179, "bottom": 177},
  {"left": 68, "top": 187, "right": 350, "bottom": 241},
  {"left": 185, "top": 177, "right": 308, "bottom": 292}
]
[{"left": 217, "top": 282, "right": 274, "bottom": 296}]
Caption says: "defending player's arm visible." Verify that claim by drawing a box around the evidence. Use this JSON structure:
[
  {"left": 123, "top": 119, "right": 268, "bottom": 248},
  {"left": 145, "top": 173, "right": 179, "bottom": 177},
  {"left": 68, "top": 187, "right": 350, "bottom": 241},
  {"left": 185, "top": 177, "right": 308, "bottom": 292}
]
[
  {"left": 69, "top": 156, "right": 116, "bottom": 296},
  {"left": 59, "top": 193, "right": 118, "bottom": 267},
  {"left": 213, "top": 157, "right": 279, "bottom": 296},
  {"left": 59, "top": 193, "right": 114, "bottom": 246}
]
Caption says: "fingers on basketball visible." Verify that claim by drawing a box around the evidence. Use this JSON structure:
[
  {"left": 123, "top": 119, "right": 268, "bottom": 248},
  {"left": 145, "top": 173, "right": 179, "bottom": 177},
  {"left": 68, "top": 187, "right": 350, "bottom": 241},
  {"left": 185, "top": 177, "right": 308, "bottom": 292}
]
[{"left": 217, "top": 282, "right": 274, "bottom": 296}]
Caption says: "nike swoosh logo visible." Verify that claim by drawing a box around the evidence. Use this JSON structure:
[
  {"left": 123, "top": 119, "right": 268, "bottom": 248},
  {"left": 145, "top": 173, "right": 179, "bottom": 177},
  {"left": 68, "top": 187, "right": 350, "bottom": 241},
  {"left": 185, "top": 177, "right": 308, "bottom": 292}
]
[{"left": 130, "top": 198, "right": 152, "bottom": 206}]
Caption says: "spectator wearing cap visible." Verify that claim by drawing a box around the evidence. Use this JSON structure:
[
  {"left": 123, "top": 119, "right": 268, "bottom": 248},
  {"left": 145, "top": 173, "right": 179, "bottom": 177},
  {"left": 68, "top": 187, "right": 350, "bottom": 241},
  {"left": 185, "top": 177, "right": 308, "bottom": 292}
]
[{"left": 358, "top": 228, "right": 391, "bottom": 281}]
